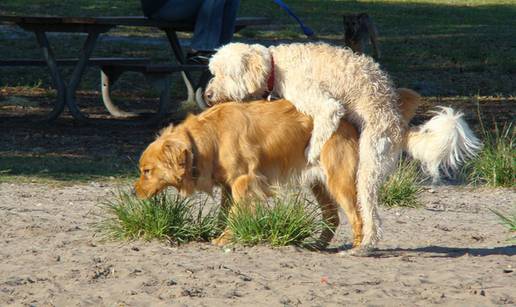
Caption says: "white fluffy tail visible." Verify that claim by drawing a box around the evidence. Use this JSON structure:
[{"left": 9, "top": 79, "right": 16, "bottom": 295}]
[{"left": 404, "top": 107, "right": 482, "bottom": 183}]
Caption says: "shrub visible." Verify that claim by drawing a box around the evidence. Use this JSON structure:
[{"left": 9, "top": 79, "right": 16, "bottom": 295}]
[
  {"left": 99, "top": 190, "right": 220, "bottom": 244},
  {"left": 226, "top": 193, "right": 330, "bottom": 247},
  {"left": 466, "top": 122, "right": 515, "bottom": 187},
  {"left": 380, "top": 159, "right": 423, "bottom": 208}
]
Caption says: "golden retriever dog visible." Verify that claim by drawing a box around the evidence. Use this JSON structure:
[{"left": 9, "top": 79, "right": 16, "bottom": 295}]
[
  {"left": 135, "top": 99, "right": 362, "bottom": 249},
  {"left": 135, "top": 89, "right": 480, "bottom": 254}
]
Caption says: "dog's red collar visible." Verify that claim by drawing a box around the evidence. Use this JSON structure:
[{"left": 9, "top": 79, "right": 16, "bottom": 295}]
[
  {"left": 264, "top": 54, "right": 275, "bottom": 100},
  {"left": 267, "top": 54, "right": 275, "bottom": 92}
]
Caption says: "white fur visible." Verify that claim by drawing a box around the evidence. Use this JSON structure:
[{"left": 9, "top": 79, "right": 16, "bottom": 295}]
[
  {"left": 301, "top": 166, "right": 327, "bottom": 187},
  {"left": 207, "top": 42, "right": 404, "bottom": 250},
  {"left": 404, "top": 107, "right": 482, "bottom": 184}
]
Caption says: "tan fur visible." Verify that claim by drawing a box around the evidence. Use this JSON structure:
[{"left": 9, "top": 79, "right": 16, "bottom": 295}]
[
  {"left": 397, "top": 88, "right": 421, "bottom": 127},
  {"left": 135, "top": 99, "right": 363, "bottom": 249}
]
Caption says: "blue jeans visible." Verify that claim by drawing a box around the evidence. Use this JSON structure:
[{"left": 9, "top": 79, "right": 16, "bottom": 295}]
[{"left": 152, "top": 0, "right": 240, "bottom": 51}]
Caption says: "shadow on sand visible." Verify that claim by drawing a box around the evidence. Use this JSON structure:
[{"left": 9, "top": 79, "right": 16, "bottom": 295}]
[
  {"left": 373, "top": 245, "right": 515, "bottom": 258},
  {"left": 324, "top": 244, "right": 516, "bottom": 258}
]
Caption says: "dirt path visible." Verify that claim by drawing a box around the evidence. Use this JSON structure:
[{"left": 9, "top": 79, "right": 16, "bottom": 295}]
[{"left": 0, "top": 183, "right": 514, "bottom": 306}]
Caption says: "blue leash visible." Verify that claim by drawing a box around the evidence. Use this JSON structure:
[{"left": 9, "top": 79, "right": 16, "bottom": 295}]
[{"left": 273, "top": 0, "right": 314, "bottom": 37}]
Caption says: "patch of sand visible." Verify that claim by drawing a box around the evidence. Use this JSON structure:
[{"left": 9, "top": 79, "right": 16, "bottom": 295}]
[{"left": 0, "top": 183, "right": 514, "bottom": 306}]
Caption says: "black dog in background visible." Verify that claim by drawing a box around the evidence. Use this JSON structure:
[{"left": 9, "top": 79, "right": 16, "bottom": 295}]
[{"left": 343, "top": 13, "right": 381, "bottom": 59}]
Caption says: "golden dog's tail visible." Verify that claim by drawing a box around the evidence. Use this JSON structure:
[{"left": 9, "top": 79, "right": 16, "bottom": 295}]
[{"left": 399, "top": 90, "right": 482, "bottom": 184}]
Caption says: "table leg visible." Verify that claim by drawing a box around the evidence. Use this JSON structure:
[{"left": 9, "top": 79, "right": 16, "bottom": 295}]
[
  {"left": 100, "top": 67, "right": 139, "bottom": 118},
  {"left": 194, "top": 70, "right": 211, "bottom": 109},
  {"left": 146, "top": 73, "right": 173, "bottom": 122},
  {"left": 164, "top": 29, "right": 196, "bottom": 104},
  {"left": 33, "top": 30, "right": 66, "bottom": 122},
  {"left": 65, "top": 31, "right": 100, "bottom": 122}
]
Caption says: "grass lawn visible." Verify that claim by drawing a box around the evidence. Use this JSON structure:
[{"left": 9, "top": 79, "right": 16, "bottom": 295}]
[{"left": 0, "top": 0, "right": 514, "bottom": 183}]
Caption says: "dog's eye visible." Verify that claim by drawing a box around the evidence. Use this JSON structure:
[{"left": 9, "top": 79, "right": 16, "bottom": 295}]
[{"left": 143, "top": 169, "right": 151, "bottom": 175}]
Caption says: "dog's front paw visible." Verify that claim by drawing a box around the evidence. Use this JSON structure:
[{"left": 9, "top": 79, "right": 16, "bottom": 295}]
[{"left": 211, "top": 230, "right": 233, "bottom": 246}]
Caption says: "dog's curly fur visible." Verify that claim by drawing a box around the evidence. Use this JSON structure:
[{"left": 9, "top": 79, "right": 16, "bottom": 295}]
[{"left": 205, "top": 42, "right": 403, "bottom": 250}]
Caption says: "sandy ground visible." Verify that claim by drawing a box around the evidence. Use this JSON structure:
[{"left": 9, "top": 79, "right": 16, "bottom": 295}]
[{"left": 0, "top": 182, "right": 514, "bottom": 306}]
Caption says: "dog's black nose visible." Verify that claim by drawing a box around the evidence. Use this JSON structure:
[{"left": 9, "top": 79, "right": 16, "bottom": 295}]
[{"left": 204, "top": 89, "right": 214, "bottom": 101}]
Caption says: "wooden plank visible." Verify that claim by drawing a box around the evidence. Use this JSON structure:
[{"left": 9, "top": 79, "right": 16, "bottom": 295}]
[
  {"left": 0, "top": 57, "right": 206, "bottom": 75},
  {"left": 90, "top": 57, "right": 150, "bottom": 65},
  {"left": 0, "top": 16, "right": 96, "bottom": 24},
  {"left": 19, "top": 23, "right": 114, "bottom": 33},
  {"left": 0, "top": 57, "right": 150, "bottom": 67},
  {"left": 95, "top": 16, "right": 270, "bottom": 28},
  {"left": 144, "top": 64, "right": 206, "bottom": 73},
  {"left": 0, "top": 15, "right": 21, "bottom": 24},
  {"left": 0, "top": 15, "right": 270, "bottom": 30},
  {"left": 100, "top": 63, "right": 207, "bottom": 74}
]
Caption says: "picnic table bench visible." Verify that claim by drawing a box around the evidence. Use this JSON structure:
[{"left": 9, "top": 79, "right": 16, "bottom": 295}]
[{"left": 0, "top": 15, "right": 270, "bottom": 124}]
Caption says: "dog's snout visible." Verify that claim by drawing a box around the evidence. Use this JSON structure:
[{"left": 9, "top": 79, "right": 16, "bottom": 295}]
[{"left": 204, "top": 89, "right": 214, "bottom": 101}]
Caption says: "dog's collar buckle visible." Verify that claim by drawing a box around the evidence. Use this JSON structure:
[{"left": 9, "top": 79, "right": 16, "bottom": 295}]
[{"left": 266, "top": 93, "right": 279, "bottom": 101}]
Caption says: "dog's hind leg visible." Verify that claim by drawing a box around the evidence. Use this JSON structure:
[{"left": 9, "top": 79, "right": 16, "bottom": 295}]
[
  {"left": 320, "top": 121, "right": 363, "bottom": 249},
  {"left": 328, "top": 180, "right": 362, "bottom": 249},
  {"left": 356, "top": 119, "right": 403, "bottom": 252},
  {"left": 311, "top": 182, "right": 339, "bottom": 248},
  {"left": 324, "top": 164, "right": 363, "bottom": 249}
]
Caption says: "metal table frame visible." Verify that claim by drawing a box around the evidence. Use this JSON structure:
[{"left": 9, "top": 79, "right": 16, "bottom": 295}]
[{"left": 0, "top": 16, "right": 269, "bottom": 124}]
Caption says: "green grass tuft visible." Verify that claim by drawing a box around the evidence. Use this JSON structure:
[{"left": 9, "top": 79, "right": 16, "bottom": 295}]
[
  {"left": 99, "top": 190, "right": 221, "bottom": 244},
  {"left": 226, "top": 193, "right": 330, "bottom": 247},
  {"left": 466, "top": 122, "right": 515, "bottom": 187},
  {"left": 381, "top": 159, "right": 423, "bottom": 208}
]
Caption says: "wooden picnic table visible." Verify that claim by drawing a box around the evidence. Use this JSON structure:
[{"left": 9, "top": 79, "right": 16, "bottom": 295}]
[{"left": 0, "top": 15, "right": 269, "bottom": 124}]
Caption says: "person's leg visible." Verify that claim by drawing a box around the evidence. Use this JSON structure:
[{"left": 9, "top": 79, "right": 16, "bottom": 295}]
[
  {"left": 190, "top": 0, "right": 225, "bottom": 51},
  {"left": 153, "top": 0, "right": 240, "bottom": 63},
  {"left": 219, "top": 0, "right": 241, "bottom": 45},
  {"left": 190, "top": 0, "right": 240, "bottom": 52},
  {"left": 151, "top": 0, "right": 202, "bottom": 22}
]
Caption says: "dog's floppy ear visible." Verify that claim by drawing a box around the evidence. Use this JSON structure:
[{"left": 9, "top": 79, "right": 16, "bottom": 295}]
[
  {"left": 161, "top": 139, "right": 193, "bottom": 177},
  {"left": 241, "top": 44, "right": 271, "bottom": 93},
  {"left": 210, "top": 43, "right": 270, "bottom": 81},
  {"left": 209, "top": 43, "right": 246, "bottom": 77}
]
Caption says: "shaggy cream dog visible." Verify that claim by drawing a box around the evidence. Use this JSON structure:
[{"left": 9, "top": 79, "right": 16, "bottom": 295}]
[{"left": 204, "top": 42, "right": 404, "bottom": 251}]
